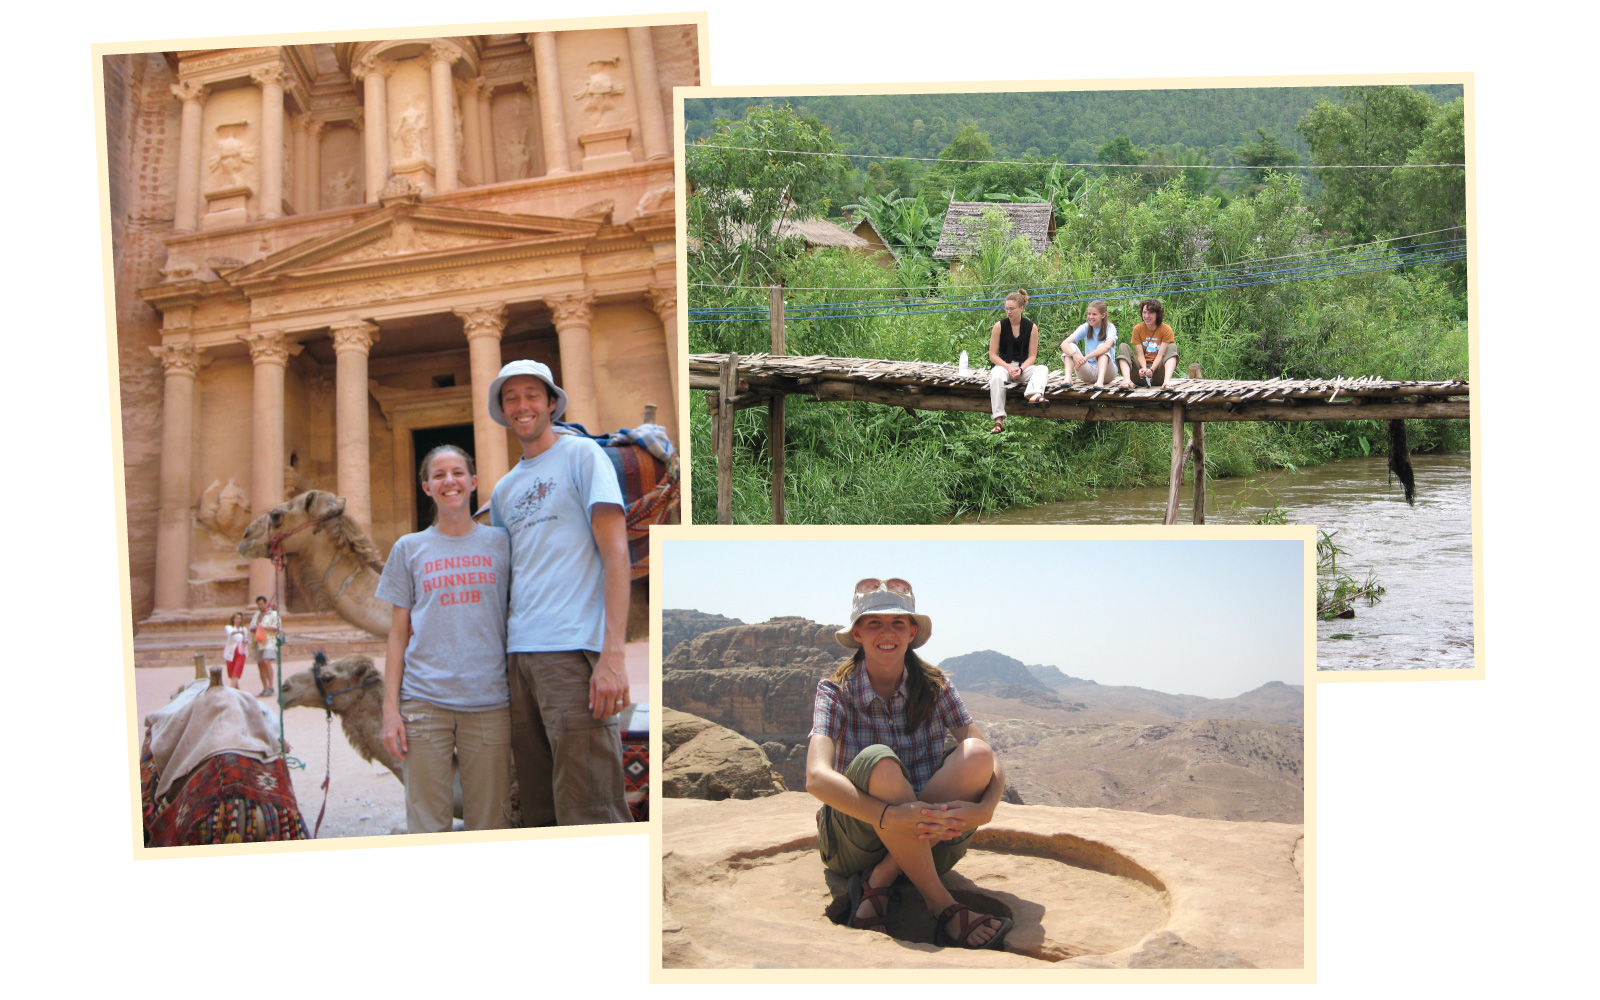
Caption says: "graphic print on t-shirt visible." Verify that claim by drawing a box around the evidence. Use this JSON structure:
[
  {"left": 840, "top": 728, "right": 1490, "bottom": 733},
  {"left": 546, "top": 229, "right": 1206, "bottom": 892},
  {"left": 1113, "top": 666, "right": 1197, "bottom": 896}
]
[
  {"left": 418, "top": 554, "right": 499, "bottom": 607},
  {"left": 506, "top": 477, "right": 559, "bottom": 535}
]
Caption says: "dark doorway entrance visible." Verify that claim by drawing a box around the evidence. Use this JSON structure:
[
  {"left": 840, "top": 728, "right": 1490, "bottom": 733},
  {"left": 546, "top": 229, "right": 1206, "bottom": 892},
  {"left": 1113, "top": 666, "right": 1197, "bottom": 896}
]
[{"left": 412, "top": 423, "right": 478, "bottom": 532}]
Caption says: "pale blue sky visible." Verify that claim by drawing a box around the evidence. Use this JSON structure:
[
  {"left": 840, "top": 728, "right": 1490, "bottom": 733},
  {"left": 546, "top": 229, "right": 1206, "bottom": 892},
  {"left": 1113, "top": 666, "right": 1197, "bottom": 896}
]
[{"left": 661, "top": 537, "right": 1306, "bottom": 699}]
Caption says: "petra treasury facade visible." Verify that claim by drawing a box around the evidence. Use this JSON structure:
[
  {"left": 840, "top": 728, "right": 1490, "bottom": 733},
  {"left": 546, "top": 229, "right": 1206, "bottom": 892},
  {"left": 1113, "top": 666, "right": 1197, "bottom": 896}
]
[{"left": 106, "top": 25, "right": 697, "bottom": 648}]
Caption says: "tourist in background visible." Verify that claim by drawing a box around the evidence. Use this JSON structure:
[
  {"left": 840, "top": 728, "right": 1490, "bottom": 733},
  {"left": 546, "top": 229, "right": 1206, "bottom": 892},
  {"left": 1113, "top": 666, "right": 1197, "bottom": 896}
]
[
  {"left": 1061, "top": 299, "right": 1118, "bottom": 387},
  {"left": 806, "top": 577, "right": 1013, "bottom": 950},
  {"left": 1117, "top": 298, "right": 1180, "bottom": 388},
  {"left": 248, "top": 595, "right": 280, "bottom": 697},
  {"left": 222, "top": 612, "right": 248, "bottom": 690},
  {"left": 378, "top": 444, "right": 514, "bottom": 833},
  {"left": 986, "top": 288, "right": 1050, "bottom": 434}
]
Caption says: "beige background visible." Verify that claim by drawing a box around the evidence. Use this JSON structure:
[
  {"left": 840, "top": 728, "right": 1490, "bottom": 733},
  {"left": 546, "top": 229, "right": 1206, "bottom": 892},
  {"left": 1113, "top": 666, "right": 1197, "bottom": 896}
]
[{"left": 11, "top": 0, "right": 1578, "bottom": 997}]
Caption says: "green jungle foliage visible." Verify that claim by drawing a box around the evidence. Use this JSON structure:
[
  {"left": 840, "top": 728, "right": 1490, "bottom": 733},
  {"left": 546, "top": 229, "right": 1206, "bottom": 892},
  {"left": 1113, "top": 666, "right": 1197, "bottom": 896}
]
[{"left": 686, "top": 94, "right": 1469, "bottom": 525}]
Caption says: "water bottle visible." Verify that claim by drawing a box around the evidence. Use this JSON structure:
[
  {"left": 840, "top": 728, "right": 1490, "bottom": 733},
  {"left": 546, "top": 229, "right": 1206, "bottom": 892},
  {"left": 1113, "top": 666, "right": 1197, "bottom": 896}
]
[{"left": 958, "top": 350, "right": 969, "bottom": 373}]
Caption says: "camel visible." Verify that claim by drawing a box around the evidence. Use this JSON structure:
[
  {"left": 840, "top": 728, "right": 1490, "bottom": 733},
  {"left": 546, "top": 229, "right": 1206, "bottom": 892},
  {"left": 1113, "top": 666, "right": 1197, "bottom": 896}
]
[
  {"left": 237, "top": 490, "right": 390, "bottom": 635},
  {"left": 237, "top": 488, "right": 651, "bottom": 640}
]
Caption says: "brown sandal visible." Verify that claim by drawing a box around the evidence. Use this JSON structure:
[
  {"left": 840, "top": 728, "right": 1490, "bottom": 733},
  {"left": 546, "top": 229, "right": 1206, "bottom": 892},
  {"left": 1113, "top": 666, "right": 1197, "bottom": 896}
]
[
  {"left": 934, "top": 902, "right": 1013, "bottom": 950},
  {"left": 848, "top": 870, "right": 893, "bottom": 932},
  {"left": 989, "top": 418, "right": 1005, "bottom": 434}
]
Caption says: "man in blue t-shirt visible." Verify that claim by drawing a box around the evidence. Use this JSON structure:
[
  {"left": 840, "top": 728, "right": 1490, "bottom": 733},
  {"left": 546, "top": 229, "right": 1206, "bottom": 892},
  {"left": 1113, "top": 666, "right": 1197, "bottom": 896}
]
[{"left": 487, "top": 358, "right": 632, "bottom": 826}]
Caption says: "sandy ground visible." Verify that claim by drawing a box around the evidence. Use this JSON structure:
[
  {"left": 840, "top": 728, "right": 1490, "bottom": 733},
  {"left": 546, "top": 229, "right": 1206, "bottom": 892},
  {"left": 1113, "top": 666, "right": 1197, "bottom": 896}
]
[{"left": 133, "top": 640, "right": 650, "bottom": 839}]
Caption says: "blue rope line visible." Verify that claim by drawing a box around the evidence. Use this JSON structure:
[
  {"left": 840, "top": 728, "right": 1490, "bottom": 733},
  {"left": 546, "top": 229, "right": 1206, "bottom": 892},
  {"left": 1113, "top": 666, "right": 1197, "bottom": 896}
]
[
  {"left": 687, "top": 250, "right": 1466, "bottom": 324},
  {"left": 690, "top": 238, "right": 1467, "bottom": 316}
]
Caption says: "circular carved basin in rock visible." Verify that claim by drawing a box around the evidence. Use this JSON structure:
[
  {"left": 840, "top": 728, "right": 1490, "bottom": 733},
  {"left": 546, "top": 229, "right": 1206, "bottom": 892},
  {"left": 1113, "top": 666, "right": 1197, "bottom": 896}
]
[{"left": 723, "top": 832, "right": 1169, "bottom": 964}]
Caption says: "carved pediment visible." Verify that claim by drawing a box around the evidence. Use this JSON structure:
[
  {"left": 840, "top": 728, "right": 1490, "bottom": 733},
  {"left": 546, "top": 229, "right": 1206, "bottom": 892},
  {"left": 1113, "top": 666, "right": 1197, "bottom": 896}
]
[{"left": 222, "top": 202, "right": 604, "bottom": 292}]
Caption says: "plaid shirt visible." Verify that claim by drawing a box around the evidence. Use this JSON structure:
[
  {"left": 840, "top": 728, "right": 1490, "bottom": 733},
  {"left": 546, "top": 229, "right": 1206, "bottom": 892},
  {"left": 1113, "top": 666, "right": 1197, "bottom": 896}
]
[{"left": 809, "top": 666, "right": 973, "bottom": 796}]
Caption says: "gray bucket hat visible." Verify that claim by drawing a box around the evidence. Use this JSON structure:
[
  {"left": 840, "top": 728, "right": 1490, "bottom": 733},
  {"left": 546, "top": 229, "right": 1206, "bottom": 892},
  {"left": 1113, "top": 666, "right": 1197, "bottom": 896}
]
[
  {"left": 487, "top": 359, "right": 568, "bottom": 426},
  {"left": 835, "top": 581, "right": 932, "bottom": 650}
]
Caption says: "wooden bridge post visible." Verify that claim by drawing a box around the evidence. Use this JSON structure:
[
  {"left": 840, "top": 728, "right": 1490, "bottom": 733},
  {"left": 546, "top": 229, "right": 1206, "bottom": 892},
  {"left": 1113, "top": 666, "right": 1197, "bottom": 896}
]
[
  {"left": 1165, "top": 402, "right": 1186, "bottom": 525},
  {"left": 769, "top": 284, "right": 786, "bottom": 525},
  {"left": 1189, "top": 363, "right": 1205, "bottom": 524},
  {"left": 716, "top": 353, "right": 738, "bottom": 524}
]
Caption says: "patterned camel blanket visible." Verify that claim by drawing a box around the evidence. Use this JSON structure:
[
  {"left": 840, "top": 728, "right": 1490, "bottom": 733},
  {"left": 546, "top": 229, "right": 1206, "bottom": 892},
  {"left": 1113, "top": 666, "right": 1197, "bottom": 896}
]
[{"left": 142, "top": 733, "right": 310, "bottom": 846}]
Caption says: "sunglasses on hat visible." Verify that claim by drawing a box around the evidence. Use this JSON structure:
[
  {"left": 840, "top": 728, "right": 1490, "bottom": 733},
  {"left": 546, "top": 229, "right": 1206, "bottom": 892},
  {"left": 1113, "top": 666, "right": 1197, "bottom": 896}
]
[{"left": 855, "top": 577, "right": 913, "bottom": 597}]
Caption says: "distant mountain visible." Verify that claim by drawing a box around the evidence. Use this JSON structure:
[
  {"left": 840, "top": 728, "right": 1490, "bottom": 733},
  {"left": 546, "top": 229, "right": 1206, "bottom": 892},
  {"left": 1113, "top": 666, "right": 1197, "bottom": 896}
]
[
  {"left": 662, "top": 608, "right": 746, "bottom": 658},
  {"left": 938, "top": 650, "right": 1049, "bottom": 693},
  {"left": 1026, "top": 662, "right": 1099, "bottom": 690}
]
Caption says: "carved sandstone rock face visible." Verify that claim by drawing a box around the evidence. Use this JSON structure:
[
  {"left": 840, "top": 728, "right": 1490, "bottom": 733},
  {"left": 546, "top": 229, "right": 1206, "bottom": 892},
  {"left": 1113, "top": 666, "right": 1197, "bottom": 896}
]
[
  {"left": 661, "top": 708, "right": 786, "bottom": 801},
  {"left": 661, "top": 617, "right": 844, "bottom": 740}
]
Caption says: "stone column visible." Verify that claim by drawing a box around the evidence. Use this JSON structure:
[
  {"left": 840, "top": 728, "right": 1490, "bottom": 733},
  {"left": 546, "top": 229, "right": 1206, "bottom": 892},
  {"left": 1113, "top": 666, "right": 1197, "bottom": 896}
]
[
  {"left": 241, "top": 330, "right": 302, "bottom": 600},
  {"left": 454, "top": 302, "right": 511, "bottom": 496},
  {"left": 251, "top": 65, "right": 288, "bottom": 219},
  {"left": 426, "top": 44, "right": 461, "bottom": 193},
  {"left": 477, "top": 86, "right": 496, "bottom": 183},
  {"left": 304, "top": 118, "right": 324, "bottom": 213},
  {"left": 646, "top": 284, "right": 679, "bottom": 405},
  {"left": 330, "top": 320, "right": 379, "bottom": 534},
  {"left": 170, "top": 81, "right": 207, "bottom": 232},
  {"left": 458, "top": 79, "right": 484, "bottom": 185},
  {"left": 547, "top": 292, "right": 599, "bottom": 428},
  {"left": 291, "top": 116, "right": 310, "bottom": 212},
  {"left": 627, "top": 27, "right": 670, "bottom": 161},
  {"left": 353, "top": 54, "right": 390, "bottom": 202},
  {"left": 148, "top": 342, "right": 200, "bottom": 613},
  {"left": 529, "top": 32, "right": 571, "bottom": 175}
]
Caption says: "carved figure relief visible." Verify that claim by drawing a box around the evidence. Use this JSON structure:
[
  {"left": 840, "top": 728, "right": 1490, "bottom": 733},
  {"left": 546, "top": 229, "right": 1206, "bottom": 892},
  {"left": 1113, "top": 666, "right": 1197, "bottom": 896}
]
[
  {"left": 504, "top": 132, "right": 532, "bottom": 179},
  {"left": 207, "top": 124, "right": 255, "bottom": 188},
  {"left": 394, "top": 101, "right": 430, "bottom": 164},
  {"left": 574, "top": 58, "right": 626, "bottom": 119},
  {"left": 325, "top": 166, "right": 361, "bottom": 207},
  {"left": 635, "top": 181, "right": 674, "bottom": 216},
  {"left": 196, "top": 479, "right": 253, "bottom": 540}
]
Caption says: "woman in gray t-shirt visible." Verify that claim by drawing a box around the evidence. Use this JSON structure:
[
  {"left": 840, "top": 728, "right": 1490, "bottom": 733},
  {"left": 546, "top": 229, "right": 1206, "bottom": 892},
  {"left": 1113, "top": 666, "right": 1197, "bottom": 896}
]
[{"left": 376, "top": 445, "right": 513, "bottom": 833}]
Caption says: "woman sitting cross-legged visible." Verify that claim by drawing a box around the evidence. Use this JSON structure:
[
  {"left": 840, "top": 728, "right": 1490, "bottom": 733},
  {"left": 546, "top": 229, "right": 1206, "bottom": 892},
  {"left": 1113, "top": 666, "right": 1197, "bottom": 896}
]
[{"left": 805, "top": 577, "right": 1013, "bottom": 950}]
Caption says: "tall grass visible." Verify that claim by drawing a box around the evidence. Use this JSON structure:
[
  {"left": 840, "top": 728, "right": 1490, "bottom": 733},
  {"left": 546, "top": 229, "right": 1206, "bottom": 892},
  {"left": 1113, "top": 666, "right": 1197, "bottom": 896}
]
[{"left": 687, "top": 183, "right": 1470, "bottom": 525}]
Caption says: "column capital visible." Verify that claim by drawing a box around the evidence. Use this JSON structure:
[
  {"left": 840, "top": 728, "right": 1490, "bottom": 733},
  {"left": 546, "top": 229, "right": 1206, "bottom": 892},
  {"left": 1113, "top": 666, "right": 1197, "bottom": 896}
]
[
  {"left": 240, "top": 330, "right": 303, "bottom": 366},
  {"left": 149, "top": 342, "right": 201, "bottom": 378},
  {"left": 170, "top": 80, "right": 208, "bottom": 105},
  {"left": 546, "top": 291, "right": 596, "bottom": 327},
  {"left": 454, "top": 301, "right": 508, "bottom": 340},
  {"left": 249, "top": 64, "right": 291, "bottom": 89},
  {"left": 349, "top": 110, "right": 365, "bottom": 132},
  {"left": 645, "top": 284, "right": 677, "bottom": 318},
  {"left": 423, "top": 41, "right": 464, "bottom": 68},
  {"left": 351, "top": 53, "right": 394, "bottom": 82},
  {"left": 329, "top": 319, "right": 379, "bottom": 354},
  {"left": 457, "top": 77, "right": 487, "bottom": 101},
  {"left": 298, "top": 115, "right": 327, "bottom": 136},
  {"left": 520, "top": 74, "right": 538, "bottom": 97}
]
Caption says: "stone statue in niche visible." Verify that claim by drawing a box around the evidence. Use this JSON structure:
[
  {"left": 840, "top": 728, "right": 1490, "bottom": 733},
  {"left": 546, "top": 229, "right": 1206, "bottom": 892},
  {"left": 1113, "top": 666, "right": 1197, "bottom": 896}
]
[
  {"left": 504, "top": 132, "right": 531, "bottom": 179},
  {"left": 394, "top": 101, "right": 430, "bottom": 163},
  {"left": 326, "top": 166, "right": 360, "bottom": 207},
  {"left": 207, "top": 124, "right": 254, "bottom": 188},
  {"left": 196, "top": 478, "right": 253, "bottom": 540},
  {"left": 573, "top": 57, "right": 625, "bottom": 118}
]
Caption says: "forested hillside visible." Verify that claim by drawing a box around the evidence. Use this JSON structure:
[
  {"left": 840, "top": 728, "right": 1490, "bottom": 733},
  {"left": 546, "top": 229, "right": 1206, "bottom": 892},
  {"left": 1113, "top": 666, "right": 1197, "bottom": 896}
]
[{"left": 683, "top": 86, "right": 1463, "bottom": 199}]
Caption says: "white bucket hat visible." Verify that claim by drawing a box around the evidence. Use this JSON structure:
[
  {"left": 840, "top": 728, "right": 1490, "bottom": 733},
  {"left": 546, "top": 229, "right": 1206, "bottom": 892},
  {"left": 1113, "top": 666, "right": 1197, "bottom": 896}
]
[
  {"left": 487, "top": 359, "right": 568, "bottom": 426},
  {"left": 835, "top": 577, "right": 932, "bottom": 650}
]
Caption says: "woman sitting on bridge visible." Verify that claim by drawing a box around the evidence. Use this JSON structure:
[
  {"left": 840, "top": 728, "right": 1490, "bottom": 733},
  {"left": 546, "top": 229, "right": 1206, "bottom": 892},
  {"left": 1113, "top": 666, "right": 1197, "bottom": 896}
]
[
  {"left": 377, "top": 444, "right": 514, "bottom": 833},
  {"left": 806, "top": 577, "right": 1013, "bottom": 950},
  {"left": 986, "top": 288, "right": 1050, "bottom": 433},
  {"left": 1061, "top": 299, "right": 1118, "bottom": 387},
  {"left": 1117, "top": 297, "right": 1180, "bottom": 388}
]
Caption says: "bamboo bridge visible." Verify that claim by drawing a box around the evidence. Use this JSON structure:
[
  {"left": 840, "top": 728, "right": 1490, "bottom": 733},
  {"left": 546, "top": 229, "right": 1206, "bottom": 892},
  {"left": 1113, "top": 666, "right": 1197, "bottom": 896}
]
[{"left": 689, "top": 351, "right": 1470, "bottom": 525}]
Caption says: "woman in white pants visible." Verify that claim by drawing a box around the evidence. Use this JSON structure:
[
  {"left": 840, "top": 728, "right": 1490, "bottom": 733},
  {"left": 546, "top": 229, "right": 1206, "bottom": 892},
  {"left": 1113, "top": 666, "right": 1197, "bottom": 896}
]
[{"left": 986, "top": 288, "right": 1049, "bottom": 434}]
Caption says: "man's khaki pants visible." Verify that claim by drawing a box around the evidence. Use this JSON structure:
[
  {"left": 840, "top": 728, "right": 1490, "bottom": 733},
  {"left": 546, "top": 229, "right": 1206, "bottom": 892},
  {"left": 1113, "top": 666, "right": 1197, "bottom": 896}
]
[{"left": 508, "top": 650, "right": 632, "bottom": 827}]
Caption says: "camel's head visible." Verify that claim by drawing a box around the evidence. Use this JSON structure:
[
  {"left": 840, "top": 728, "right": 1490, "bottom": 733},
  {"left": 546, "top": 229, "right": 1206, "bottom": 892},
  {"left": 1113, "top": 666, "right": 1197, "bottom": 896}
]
[
  {"left": 237, "top": 490, "right": 348, "bottom": 559},
  {"left": 279, "top": 652, "right": 381, "bottom": 712}
]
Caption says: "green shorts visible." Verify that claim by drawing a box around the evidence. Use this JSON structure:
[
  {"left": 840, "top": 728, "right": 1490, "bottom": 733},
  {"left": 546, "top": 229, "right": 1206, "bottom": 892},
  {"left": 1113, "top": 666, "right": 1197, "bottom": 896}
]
[{"left": 815, "top": 743, "right": 974, "bottom": 878}]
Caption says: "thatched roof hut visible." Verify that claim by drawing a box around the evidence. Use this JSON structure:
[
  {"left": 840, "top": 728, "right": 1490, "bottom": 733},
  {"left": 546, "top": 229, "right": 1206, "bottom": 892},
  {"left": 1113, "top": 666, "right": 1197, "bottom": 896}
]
[{"left": 934, "top": 201, "right": 1056, "bottom": 259}]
